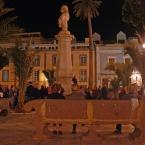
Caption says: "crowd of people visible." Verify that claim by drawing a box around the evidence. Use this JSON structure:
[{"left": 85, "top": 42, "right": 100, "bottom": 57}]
[
  {"left": 72, "top": 84, "right": 143, "bottom": 100},
  {"left": 0, "top": 82, "right": 65, "bottom": 109},
  {"left": 0, "top": 82, "right": 143, "bottom": 108},
  {"left": 25, "top": 82, "right": 65, "bottom": 101},
  {"left": 0, "top": 85, "right": 18, "bottom": 109}
]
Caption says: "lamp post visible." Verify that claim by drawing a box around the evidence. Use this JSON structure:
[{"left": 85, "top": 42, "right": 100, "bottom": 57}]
[
  {"left": 142, "top": 43, "right": 145, "bottom": 49},
  {"left": 131, "top": 70, "right": 142, "bottom": 86}
]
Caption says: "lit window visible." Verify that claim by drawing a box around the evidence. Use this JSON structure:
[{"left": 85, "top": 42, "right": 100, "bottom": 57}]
[
  {"left": 52, "top": 55, "right": 57, "bottom": 66},
  {"left": 79, "top": 69, "right": 87, "bottom": 82},
  {"left": 33, "top": 70, "right": 39, "bottom": 81},
  {"left": 124, "top": 58, "right": 130, "bottom": 64},
  {"left": 79, "top": 54, "right": 87, "bottom": 65},
  {"left": 108, "top": 57, "right": 116, "bottom": 64},
  {"left": 2, "top": 70, "right": 9, "bottom": 82},
  {"left": 33, "top": 55, "right": 40, "bottom": 66}
]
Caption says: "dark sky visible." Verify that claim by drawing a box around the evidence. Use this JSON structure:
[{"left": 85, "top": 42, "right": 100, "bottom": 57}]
[{"left": 6, "top": 0, "right": 135, "bottom": 41}]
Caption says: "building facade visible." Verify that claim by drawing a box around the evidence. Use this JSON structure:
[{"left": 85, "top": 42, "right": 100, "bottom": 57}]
[{"left": 0, "top": 31, "right": 133, "bottom": 88}]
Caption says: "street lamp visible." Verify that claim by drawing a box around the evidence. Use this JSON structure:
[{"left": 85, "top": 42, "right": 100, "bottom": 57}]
[
  {"left": 131, "top": 71, "right": 142, "bottom": 86},
  {"left": 142, "top": 43, "right": 145, "bottom": 49}
]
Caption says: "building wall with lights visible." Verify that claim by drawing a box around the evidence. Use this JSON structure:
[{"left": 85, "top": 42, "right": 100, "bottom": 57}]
[{"left": 0, "top": 32, "right": 134, "bottom": 88}]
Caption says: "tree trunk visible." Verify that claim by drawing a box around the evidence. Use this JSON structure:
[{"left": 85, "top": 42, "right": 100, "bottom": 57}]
[
  {"left": 87, "top": 13, "right": 94, "bottom": 89},
  {"left": 17, "top": 79, "right": 26, "bottom": 112},
  {"left": 94, "top": 43, "right": 97, "bottom": 87},
  {"left": 141, "top": 77, "right": 145, "bottom": 98}
]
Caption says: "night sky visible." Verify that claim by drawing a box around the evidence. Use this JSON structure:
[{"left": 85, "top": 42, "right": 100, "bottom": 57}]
[{"left": 6, "top": 0, "right": 135, "bottom": 41}]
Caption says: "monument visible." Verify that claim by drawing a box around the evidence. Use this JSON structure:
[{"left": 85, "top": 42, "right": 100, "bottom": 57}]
[{"left": 56, "top": 5, "right": 73, "bottom": 95}]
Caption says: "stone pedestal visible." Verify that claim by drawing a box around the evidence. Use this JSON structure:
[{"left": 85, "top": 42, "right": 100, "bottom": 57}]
[{"left": 56, "top": 31, "right": 73, "bottom": 96}]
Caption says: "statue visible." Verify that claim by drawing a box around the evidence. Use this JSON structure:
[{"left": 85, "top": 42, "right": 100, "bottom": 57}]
[
  {"left": 58, "top": 5, "right": 69, "bottom": 31},
  {"left": 0, "top": 0, "right": 4, "bottom": 11}
]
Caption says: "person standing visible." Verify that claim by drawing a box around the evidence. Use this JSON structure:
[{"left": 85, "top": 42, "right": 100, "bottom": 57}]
[
  {"left": 40, "top": 85, "right": 47, "bottom": 99},
  {"left": 25, "top": 82, "right": 34, "bottom": 101},
  {"left": 0, "top": 85, "right": 3, "bottom": 98},
  {"left": 101, "top": 85, "right": 108, "bottom": 99},
  {"left": 9, "top": 85, "right": 18, "bottom": 109}
]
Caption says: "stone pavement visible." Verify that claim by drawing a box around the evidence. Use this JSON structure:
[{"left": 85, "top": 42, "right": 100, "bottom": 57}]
[{"left": 0, "top": 112, "right": 135, "bottom": 145}]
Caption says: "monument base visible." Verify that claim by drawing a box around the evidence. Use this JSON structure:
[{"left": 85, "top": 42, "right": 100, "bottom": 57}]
[
  {"left": 56, "top": 30, "right": 73, "bottom": 96},
  {"left": 57, "top": 76, "right": 72, "bottom": 96}
]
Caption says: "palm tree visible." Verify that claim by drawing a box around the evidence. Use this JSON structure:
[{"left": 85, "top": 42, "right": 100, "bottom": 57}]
[
  {"left": 73, "top": 0, "right": 102, "bottom": 88},
  {"left": 0, "top": 0, "right": 18, "bottom": 69}
]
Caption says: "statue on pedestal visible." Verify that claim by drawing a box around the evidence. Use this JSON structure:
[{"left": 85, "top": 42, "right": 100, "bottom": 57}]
[
  {"left": 58, "top": 5, "right": 69, "bottom": 31},
  {"left": 0, "top": 0, "right": 4, "bottom": 11}
]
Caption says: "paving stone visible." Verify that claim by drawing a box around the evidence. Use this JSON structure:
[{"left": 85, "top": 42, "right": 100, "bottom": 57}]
[{"left": 0, "top": 113, "right": 142, "bottom": 145}]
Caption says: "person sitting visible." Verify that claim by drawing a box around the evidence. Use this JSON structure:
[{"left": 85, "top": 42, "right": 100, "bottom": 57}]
[{"left": 49, "top": 84, "right": 65, "bottom": 99}]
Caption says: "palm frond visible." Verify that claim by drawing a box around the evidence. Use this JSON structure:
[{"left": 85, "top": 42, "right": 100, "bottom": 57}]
[
  {"left": 122, "top": 0, "right": 145, "bottom": 33},
  {"left": 73, "top": 0, "right": 102, "bottom": 20},
  {"left": 0, "top": 47, "right": 9, "bottom": 70},
  {"left": 0, "top": 8, "right": 15, "bottom": 17},
  {"left": 124, "top": 43, "right": 143, "bottom": 73}
]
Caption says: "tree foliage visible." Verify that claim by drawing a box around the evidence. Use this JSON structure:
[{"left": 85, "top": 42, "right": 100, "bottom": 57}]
[
  {"left": 11, "top": 41, "right": 34, "bottom": 79},
  {"left": 0, "top": 0, "right": 22, "bottom": 69},
  {"left": 10, "top": 40, "right": 39, "bottom": 109},
  {"left": 0, "top": 39, "right": 39, "bottom": 110},
  {"left": 122, "top": 0, "right": 145, "bottom": 86},
  {"left": 106, "top": 62, "right": 133, "bottom": 87},
  {"left": 110, "top": 77, "right": 120, "bottom": 90},
  {"left": 0, "top": 0, "right": 17, "bottom": 39},
  {"left": 73, "top": 0, "right": 102, "bottom": 20},
  {"left": 0, "top": 24, "right": 24, "bottom": 69},
  {"left": 0, "top": 48, "right": 9, "bottom": 69},
  {"left": 124, "top": 42, "right": 145, "bottom": 85},
  {"left": 122, "top": 0, "right": 145, "bottom": 36}
]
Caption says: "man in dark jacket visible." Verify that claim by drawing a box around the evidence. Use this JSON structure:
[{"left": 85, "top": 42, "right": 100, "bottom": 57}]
[
  {"left": 101, "top": 85, "right": 108, "bottom": 99},
  {"left": 25, "top": 82, "right": 34, "bottom": 101}
]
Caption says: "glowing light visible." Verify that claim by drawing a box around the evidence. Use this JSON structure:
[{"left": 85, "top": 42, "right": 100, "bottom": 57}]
[
  {"left": 142, "top": 43, "right": 145, "bottom": 49},
  {"left": 130, "top": 71, "right": 142, "bottom": 86},
  {"left": 40, "top": 72, "right": 48, "bottom": 86}
]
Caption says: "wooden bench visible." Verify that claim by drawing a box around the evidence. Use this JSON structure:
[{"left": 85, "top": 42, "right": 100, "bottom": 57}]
[{"left": 24, "top": 99, "right": 144, "bottom": 141}]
